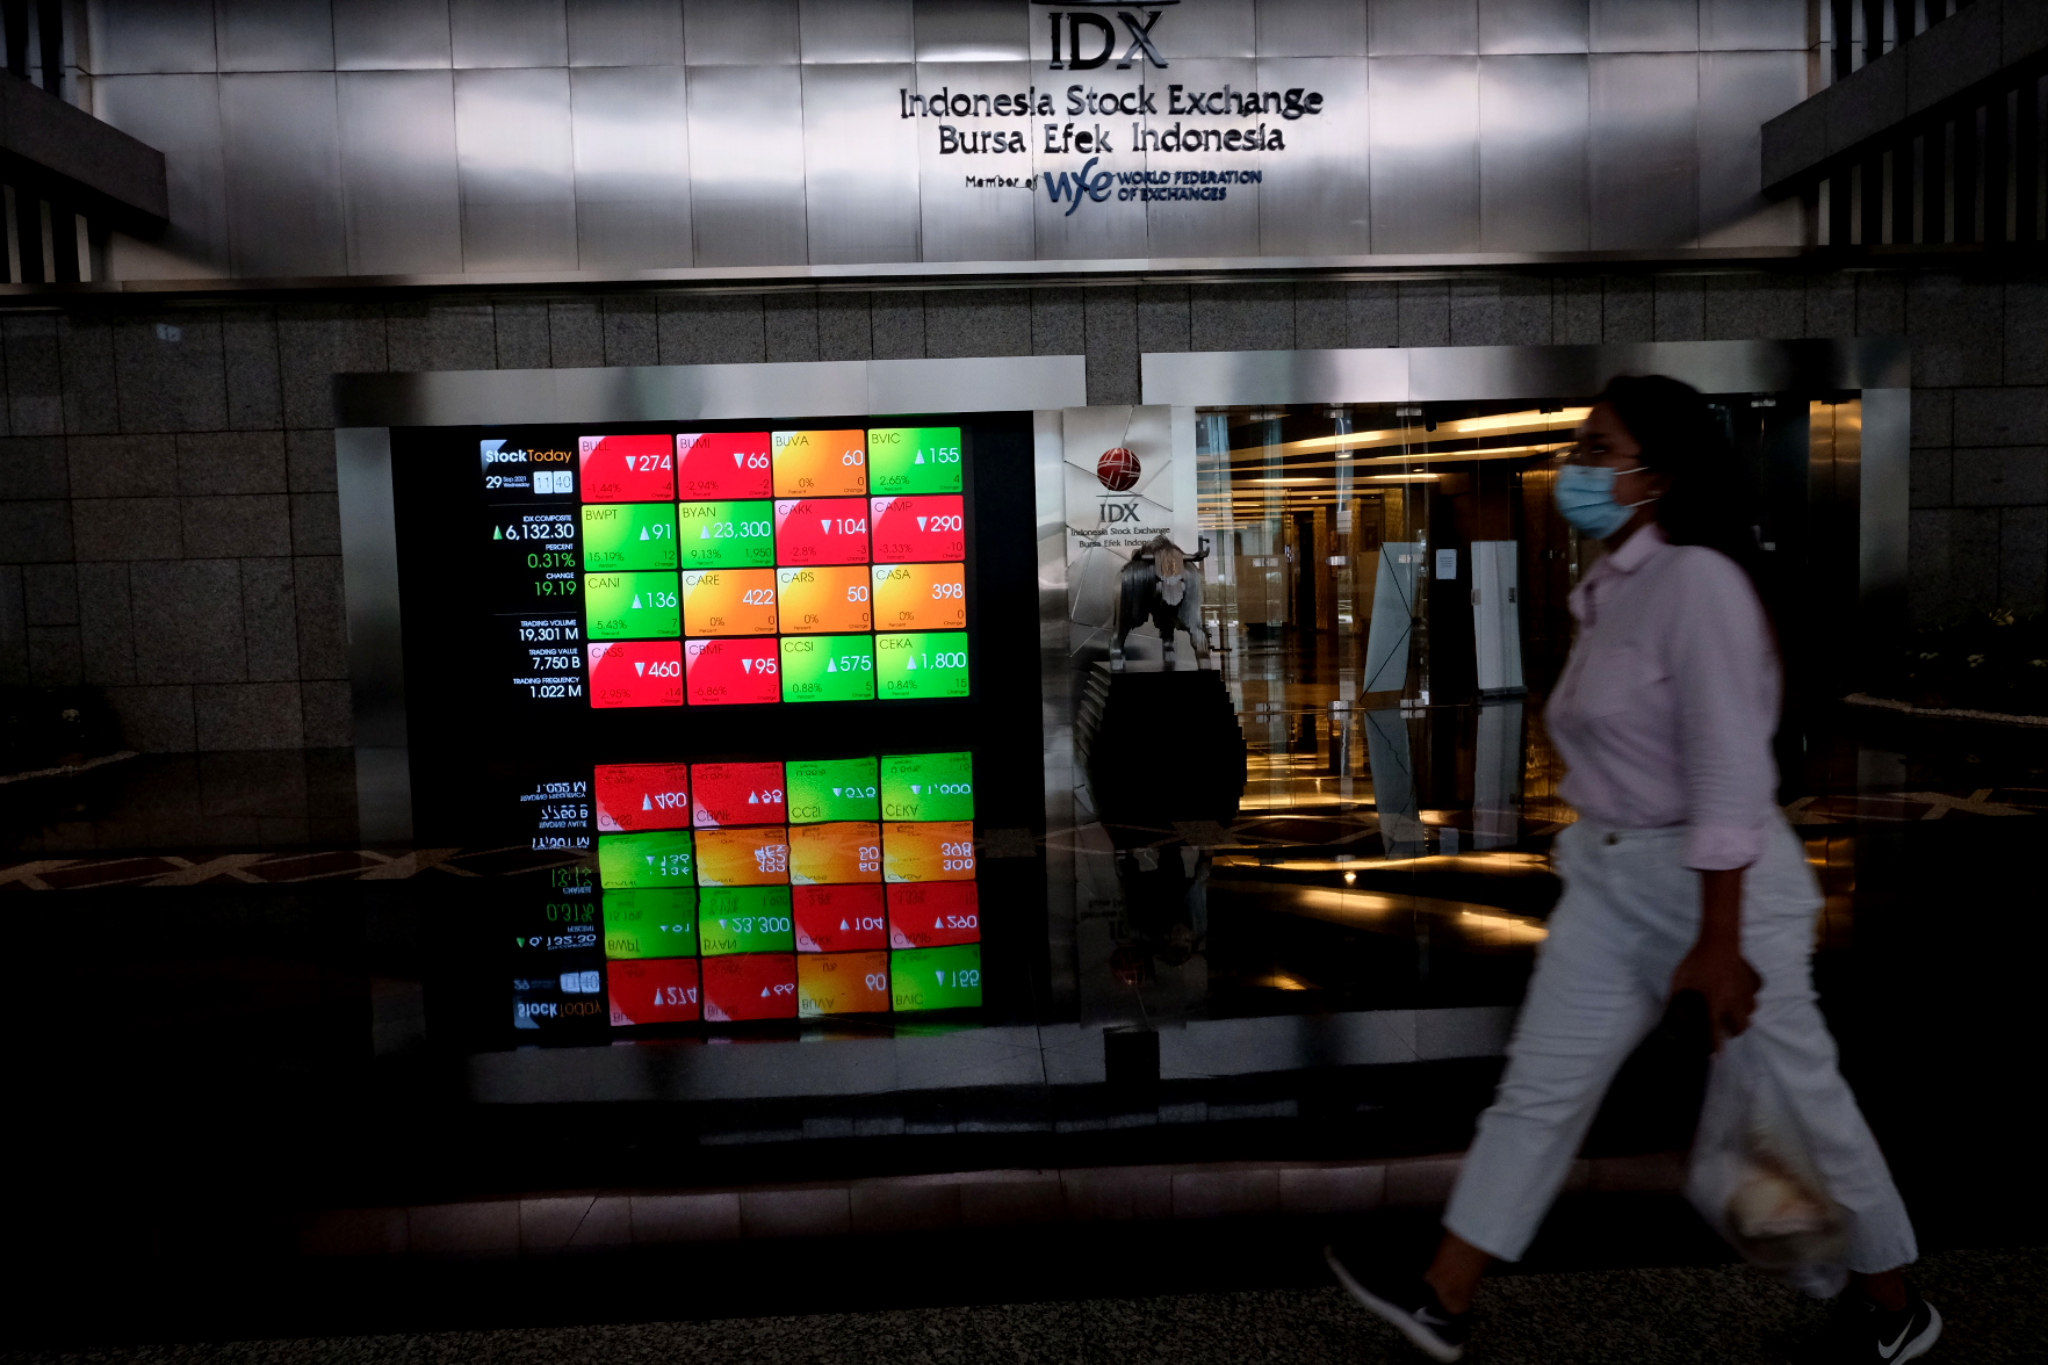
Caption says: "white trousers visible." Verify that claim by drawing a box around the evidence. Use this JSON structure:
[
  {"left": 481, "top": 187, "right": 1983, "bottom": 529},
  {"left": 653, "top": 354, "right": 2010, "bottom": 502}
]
[{"left": 1442, "top": 817, "right": 1919, "bottom": 1273}]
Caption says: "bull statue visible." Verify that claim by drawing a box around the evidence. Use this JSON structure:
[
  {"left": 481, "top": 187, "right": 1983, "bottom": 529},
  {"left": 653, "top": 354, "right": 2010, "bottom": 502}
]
[{"left": 1111, "top": 534, "right": 1211, "bottom": 671}]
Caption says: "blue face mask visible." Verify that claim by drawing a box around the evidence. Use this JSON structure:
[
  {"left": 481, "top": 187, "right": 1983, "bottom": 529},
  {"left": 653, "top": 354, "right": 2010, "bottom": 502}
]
[{"left": 1554, "top": 463, "right": 1654, "bottom": 539}]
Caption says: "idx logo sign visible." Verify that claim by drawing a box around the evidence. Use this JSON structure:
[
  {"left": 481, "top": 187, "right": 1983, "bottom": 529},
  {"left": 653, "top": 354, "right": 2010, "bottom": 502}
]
[{"left": 1038, "top": 0, "right": 1175, "bottom": 70}]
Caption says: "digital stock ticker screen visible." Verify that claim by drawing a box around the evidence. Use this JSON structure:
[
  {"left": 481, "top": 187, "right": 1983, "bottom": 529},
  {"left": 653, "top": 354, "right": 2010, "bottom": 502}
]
[
  {"left": 483, "top": 426, "right": 970, "bottom": 708},
  {"left": 391, "top": 412, "right": 1041, "bottom": 1044}
]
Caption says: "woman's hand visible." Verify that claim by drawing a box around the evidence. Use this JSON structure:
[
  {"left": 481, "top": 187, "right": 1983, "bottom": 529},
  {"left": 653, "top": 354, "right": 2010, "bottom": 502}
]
[{"left": 1669, "top": 943, "right": 1762, "bottom": 1052}]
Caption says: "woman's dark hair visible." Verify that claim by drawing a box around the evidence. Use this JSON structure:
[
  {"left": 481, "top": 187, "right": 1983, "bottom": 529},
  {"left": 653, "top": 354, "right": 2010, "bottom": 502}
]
[{"left": 1596, "top": 373, "right": 1763, "bottom": 582}]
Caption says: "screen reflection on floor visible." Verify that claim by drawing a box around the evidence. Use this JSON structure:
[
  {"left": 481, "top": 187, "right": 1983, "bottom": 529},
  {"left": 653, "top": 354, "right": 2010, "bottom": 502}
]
[{"left": 512, "top": 752, "right": 980, "bottom": 1034}]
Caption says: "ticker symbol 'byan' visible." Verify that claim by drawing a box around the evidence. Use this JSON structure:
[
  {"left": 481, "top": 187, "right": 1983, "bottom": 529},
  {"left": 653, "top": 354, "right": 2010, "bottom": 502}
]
[{"left": 1097, "top": 446, "right": 1140, "bottom": 491}]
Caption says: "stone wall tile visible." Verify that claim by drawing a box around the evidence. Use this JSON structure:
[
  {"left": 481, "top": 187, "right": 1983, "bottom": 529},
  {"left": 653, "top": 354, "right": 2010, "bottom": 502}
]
[
  {"left": 1031, "top": 288, "right": 1083, "bottom": 355},
  {"left": 1803, "top": 276, "right": 1855, "bottom": 337},
  {"left": 175, "top": 431, "right": 288, "bottom": 494},
  {"left": 600, "top": 297, "right": 657, "bottom": 367},
  {"left": 1949, "top": 506, "right": 2001, "bottom": 616},
  {"left": 0, "top": 564, "right": 21, "bottom": 684},
  {"left": 105, "top": 685, "right": 196, "bottom": 752},
  {"left": 548, "top": 300, "right": 604, "bottom": 367},
  {"left": 764, "top": 294, "right": 823, "bottom": 361},
  {"left": 1653, "top": 278, "right": 1704, "bottom": 341},
  {"left": 1701, "top": 274, "right": 1804, "bottom": 340},
  {"left": 926, "top": 290, "right": 1030, "bottom": 358},
  {"left": 1906, "top": 508, "right": 1951, "bottom": 626},
  {"left": 1910, "top": 389, "right": 1951, "bottom": 448},
  {"left": 1082, "top": 287, "right": 1137, "bottom": 405},
  {"left": 278, "top": 304, "right": 388, "bottom": 429},
  {"left": 1449, "top": 280, "right": 1503, "bottom": 346},
  {"left": 4, "top": 315, "right": 61, "bottom": 435},
  {"left": 1952, "top": 447, "right": 2048, "bottom": 507},
  {"left": 1601, "top": 278, "right": 1652, "bottom": 342},
  {"left": 195, "top": 683, "right": 305, "bottom": 750},
  {"left": 1138, "top": 285, "right": 1191, "bottom": 354},
  {"left": 1294, "top": 283, "right": 1348, "bottom": 350},
  {"left": 287, "top": 430, "right": 337, "bottom": 492},
  {"left": 295, "top": 556, "right": 348, "bottom": 679},
  {"left": 302, "top": 680, "right": 354, "bottom": 747},
  {"left": 2, "top": 500, "right": 75, "bottom": 561},
  {"left": 24, "top": 563, "right": 76, "bottom": 625},
  {"left": 1191, "top": 283, "right": 1291, "bottom": 352},
  {"left": 240, "top": 558, "right": 301, "bottom": 682},
  {"left": 132, "top": 560, "right": 246, "bottom": 684},
  {"left": 1952, "top": 388, "right": 2048, "bottom": 447},
  {"left": 27, "top": 624, "right": 80, "bottom": 685},
  {"left": 2004, "top": 280, "right": 2048, "bottom": 386},
  {"left": 386, "top": 301, "right": 497, "bottom": 372},
  {"left": 659, "top": 296, "right": 766, "bottom": 364},
  {"left": 493, "top": 301, "right": 551, "bottom": 369},
  {"left": 1907, "top": 274, "right": 2003, "bottom": 386},
  {"left": 72, "top": 497, "right": 178, "bottom": 560},
  {"left": 291, "top": 493, "right": 342, "bottom": 555},
  {"left": 67, "top": 434, "right": 177, "bottom": 498},
  {"left": 58, "top": 315, "right": 119, "bottom": 435},
  {"left": 1397, "top": 282, "right": 1449, "bottom": 347},
  {"left": 1908, "top": 447, "right": 1951, "bottom": 508},
  {"left": 0, "top": 436, "right": 68, "bottom": 498},
  {"left": 2001, "top": 506, "right": 2048, "bottom": 616},
  {"left": 222, "top": 306, "right": 283, "bottom": 430},
  {"left": 1855, "top": 274, "right": 1904, "bottom": 335},
  {"left": 76, "top": 562, "right": 136, "bottom": 686},
  {"left": 871, "top": 294, "right": 925, "bottom": 359},
  {"left": 114, "top": 312, "right": 228, "bottom": 433},
  {"left": 181, "top": 495, "right": 292, "bottom": 558},
  {"left": 1551, "top": 276, "right": 1602, "bottom": 345},
  {"left": 818, "top": 293, "right": 875, "bottom": 360},
  {"left": 1499, "top": 279, "right": 1552, "bottom": 345},
  {"left": 1346, "top": 282, "right": 1398, "bottom": 348}
]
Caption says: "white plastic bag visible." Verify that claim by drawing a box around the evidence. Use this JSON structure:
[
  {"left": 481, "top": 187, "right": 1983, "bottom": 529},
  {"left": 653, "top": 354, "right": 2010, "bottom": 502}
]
[{"left": 1684, "top": 1032, "right": 1850, "bottom": 1299}]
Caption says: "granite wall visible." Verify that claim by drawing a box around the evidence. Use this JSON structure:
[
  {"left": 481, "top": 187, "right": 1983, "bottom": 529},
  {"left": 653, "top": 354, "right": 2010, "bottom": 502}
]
[{"left": 1, "top": 266, "right": 2042, "bottom": 752}]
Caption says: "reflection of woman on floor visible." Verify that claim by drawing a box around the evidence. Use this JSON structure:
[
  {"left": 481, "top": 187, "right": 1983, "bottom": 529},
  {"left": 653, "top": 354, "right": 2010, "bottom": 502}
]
[{"left": 1326, "top": 376, "right": 1938, "bottom": 1363}]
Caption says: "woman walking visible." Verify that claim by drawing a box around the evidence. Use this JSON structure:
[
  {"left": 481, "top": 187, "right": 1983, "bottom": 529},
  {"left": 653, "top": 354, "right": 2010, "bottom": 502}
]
[{"left": 1325, "top": 376, "right": 1936, "bottom": 1363}]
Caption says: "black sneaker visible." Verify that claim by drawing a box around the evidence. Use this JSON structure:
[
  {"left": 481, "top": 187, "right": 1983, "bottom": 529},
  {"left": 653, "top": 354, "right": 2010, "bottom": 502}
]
[
  {"left": 1837, "top": 1295, "right": 1942, "bottom": 1362},
  {"left": 1324, "top": 1244, "right": 1470, "bottom": 1362}
]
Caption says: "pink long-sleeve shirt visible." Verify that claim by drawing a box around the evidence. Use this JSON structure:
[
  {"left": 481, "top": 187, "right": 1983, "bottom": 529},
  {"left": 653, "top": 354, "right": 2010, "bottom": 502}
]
[{"left": 1544, "top": 523, "right": 1780, "bottom": 871}]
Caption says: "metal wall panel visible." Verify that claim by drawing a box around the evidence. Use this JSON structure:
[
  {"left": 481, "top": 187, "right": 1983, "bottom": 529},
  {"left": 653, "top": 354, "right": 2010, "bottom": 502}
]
[
  {"left": 1032, "top": 63, "right": 1147, "bottom": 261},
  {"left": 572, "top": 66, "right": 694, "bottom": 269},
  {"left": 1590, "top": 0, "right": 1701, "bottom": 53},
  {"left": 688, "top": 64, "right": 810, "bottom": 265},
  {"left": 1256, "top": 57, "right": 1370, "bottom": 256},
  {"left": 914, "top": 0, "right": 1028, "bottom": 62},
  {"left": 1589, "top": 53, "right": 1699, "bottom": 248},
  {"left": 1160, "top": 0, "right": 1257, "bottom": 59},
  {"left": 221, "top": 73, "right": 347, "bottom": 277},
  {"left": 1696, "top": 50, "right": 1806, "bottom": 247},
  {"left": 798, "top": 0, "right": 915, "bottom": 62},
  {"left": 1144, "top": 58, "right": 1262, "bottom": 259},
  {"left": 1478, "top": 0, "right": 1590, "bottom": 55},
  {"left": 217, "top": 0, "right": 336, "bottom": 73},
  {"left": 1368, "top": 56, "right": 1480, "bottom": 253},
  {"left": 451, "top": 0, "right": 570, "bottom": 69},
  {"left": 85, "top": 2, "right": 217, "bottom": 74},
  {"left": 454, "top": 68, "right": 579, "bottom": 271},
  {"left": 803, "top": 63, "right": 921, "bottom": 264},
  {"left": 1255, "top": 0, "right": 1367, "bottom": 58},
  {"left": 1479, "top": 54, "right": 1589, "bottom": 251},
  {"left": 334, "top": 0, "right": 453, "bottom": 71},
  {"left": 568, "top": 0, "right": 688, "bottom": 66},
  {"left": 1370, "top": 0, "right": 1479, "bottom": 56},
  {"left": 93, "top": 74, "right": 230, "bottom": 278},
  {"left": 915, "top": 61, "right": 1034, "bottom": 260},
  {"left": 684, "top": 0, "right": 801, "bottom": 64},
  {"left": 339, "top": 71, "right": 463, "bottom": 274},
  {"left": 1701, "top": 0, "right": 1808, "bottom": 53}
]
